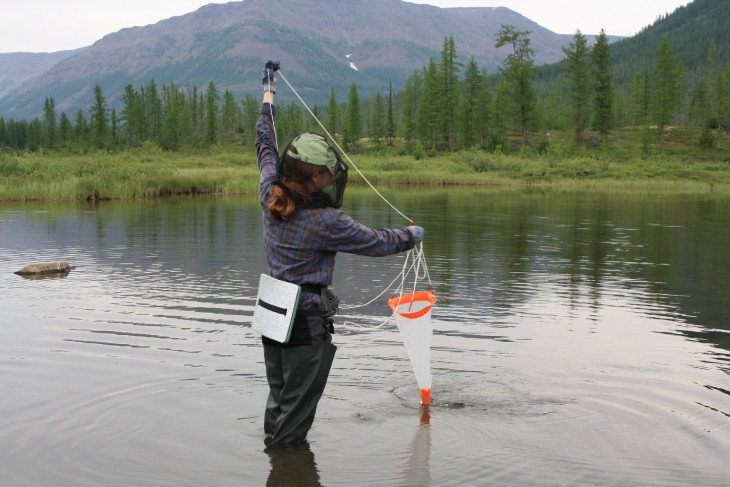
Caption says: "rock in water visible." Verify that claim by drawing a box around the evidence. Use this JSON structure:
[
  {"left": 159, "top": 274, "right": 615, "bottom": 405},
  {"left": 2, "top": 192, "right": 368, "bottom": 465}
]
[{"left": 15, "top": 262, "right": 73, "bottom": 275}]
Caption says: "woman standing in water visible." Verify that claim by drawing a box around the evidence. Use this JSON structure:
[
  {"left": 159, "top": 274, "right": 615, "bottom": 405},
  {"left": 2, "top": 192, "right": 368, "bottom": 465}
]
[{"left": 256, "top": 61, "right": 423, "bottom": 445}]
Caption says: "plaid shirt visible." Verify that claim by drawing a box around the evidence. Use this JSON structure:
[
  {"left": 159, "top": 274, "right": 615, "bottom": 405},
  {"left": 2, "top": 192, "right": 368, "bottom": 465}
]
[{"left": 256, "top": 103, "right": 417, "bottom": 311}]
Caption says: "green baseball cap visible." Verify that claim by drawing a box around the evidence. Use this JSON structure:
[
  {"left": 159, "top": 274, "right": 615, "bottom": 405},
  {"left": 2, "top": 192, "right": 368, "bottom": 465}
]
[{"left": 286, "top": 133, "right": 339, "bottom": 175}]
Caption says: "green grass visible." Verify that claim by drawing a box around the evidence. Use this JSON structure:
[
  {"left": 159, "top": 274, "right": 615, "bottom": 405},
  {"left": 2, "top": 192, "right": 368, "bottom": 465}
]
[{"left": 1, "top": 128, "right": 729, "bottom": 202}]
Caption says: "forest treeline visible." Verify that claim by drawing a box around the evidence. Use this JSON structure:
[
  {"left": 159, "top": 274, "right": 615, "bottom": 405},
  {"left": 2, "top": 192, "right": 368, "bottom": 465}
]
[{"left": 1, "top": 27, "right": 730, "bottom": 156}]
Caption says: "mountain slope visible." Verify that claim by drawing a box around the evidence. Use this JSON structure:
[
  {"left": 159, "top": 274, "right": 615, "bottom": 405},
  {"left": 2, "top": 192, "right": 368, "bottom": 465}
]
[
  {"left": 0, "top": 0, "right": 593, "bottom": 119},
  {"left": 0, "top": 49, "right": 83, "bottom": 99},
  {"left": 608, "top": 0, "right": 729, "bottom": 84}
]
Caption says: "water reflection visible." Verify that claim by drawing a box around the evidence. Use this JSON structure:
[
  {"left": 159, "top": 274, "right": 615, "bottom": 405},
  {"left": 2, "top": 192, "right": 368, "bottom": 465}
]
[
  {"left": 2, "top": 190, "right": 730, "bottom": 486},
  {"left": 265, "top": 442, "right": 322, "bottom": 487},
  {"left": 400, "top": 411, "right": 432, "bottom": 487},
  {"left": 16, "top": 271, "right": 71, "bottom": 281}
]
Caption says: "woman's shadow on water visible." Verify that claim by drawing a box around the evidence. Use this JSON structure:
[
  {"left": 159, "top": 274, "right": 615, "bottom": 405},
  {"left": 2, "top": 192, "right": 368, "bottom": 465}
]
[{"left": 264, "top": 410, "right": 432, "bottom": 487}]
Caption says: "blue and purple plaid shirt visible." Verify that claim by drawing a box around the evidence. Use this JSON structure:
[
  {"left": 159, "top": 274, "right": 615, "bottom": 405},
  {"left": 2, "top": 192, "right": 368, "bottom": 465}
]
[{"left": 256, "top": 103, "right": 417, "bottom": 311}]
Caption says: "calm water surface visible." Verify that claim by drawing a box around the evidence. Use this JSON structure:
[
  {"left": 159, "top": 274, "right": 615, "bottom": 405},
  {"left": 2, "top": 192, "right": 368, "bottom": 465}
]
[{"left": 1, "top": 188, "right": 729, "bottom": 486}]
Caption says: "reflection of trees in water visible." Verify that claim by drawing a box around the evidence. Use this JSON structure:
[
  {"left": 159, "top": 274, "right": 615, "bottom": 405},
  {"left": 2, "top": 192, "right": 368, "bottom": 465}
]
[
  {"left": 407, "top": 190, "right": 730, "bottom": 352},
  {"left": 8, "top": 190, "right": 727, "bottom": 351}
]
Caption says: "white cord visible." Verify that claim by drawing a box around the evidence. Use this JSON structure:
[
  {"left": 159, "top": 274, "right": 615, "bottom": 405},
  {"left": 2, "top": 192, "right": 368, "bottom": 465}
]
[
  {"left": 278, "top": 70, "right": 416, "bottom": 226},
  {"left": 272, "top": 72, "right": 435, "bottom": 329}
]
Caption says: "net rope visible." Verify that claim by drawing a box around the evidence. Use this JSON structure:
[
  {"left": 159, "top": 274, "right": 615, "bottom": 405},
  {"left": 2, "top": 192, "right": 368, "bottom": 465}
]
[{"left": 271, "top": 72, "right": 433, "bottom": 326}]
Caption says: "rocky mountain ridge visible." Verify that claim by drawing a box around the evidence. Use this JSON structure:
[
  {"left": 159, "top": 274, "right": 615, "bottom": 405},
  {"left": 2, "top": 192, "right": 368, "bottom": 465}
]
[{"left": 0, "top": 0, "right": 618, "bottom": 119}]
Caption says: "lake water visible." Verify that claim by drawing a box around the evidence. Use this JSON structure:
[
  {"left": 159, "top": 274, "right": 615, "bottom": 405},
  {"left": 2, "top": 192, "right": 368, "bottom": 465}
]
[{"left": 1, "top": 188, "right": 729, "bottom": 486}]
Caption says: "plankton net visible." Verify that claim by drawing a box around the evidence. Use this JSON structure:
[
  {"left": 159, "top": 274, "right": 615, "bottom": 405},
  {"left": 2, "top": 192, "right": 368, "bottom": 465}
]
[{"left": 388, "top": 244, "right": 436, "bottom": 407}]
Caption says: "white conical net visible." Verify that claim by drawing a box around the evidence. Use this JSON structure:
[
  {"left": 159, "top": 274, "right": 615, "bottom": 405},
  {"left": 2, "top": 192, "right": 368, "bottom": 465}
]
[{"left": 390, "top": 292, "right": 435, "bottom": 404}]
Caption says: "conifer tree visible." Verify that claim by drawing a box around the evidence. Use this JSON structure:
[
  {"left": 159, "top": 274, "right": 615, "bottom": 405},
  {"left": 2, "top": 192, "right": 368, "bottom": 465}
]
[
  {"left": 205, "top": 81, "right": 219, "bottom": 147},
  {"left": 327, "top": 87, "right": 339, "bottom": 135},
  {"left": 460, "top": 57, "right": 484, "bottom": 148},
  {"left": 121, "top": 84, "right": 142, "bottom": 146},
  {"left": 27, "top": 119, "right": 41, "bottom": 151},
  {"left": 718, "top": 63, "right": 730, "bottom": 147},
  {"left": 386, "top": 82, "right": 396, "bottom": 145},
  {"left": 345, "top": 82, "right": 361, "bottom": 149},
  {"left": 59, "top": 112, "right": 72, "bottom": 147},
  {"left": 242, "top": 94, "right": 260, "bottom": 145},
  {"left": 438, "top": 35, "right": 460, "bottom": 150},
  {"left": 562, "top": 29, "right": 590, "bottom": 145},
  {"left": 703, "top": 40, "right": 718, "bottom": 148},
  {"left": 592, "top": 29, "right": 614, "bottom": 144},
  {"left": 74, "top": 108, "right": 88, "bottom": 145},
  {"left": 419, "top": 59, "right": 440, "bottom": 149},
  {"left": 42, "top": 97, "right": 57, "bottom": 149},
  {"left": 89, "top": 84, "right": 109, "bottom": 149},
  {"left": 161, "top": 82, "right": 183, "bottom": 151},
  {"left": 652, "top": 37, "right": 682, "bottom": 146},
  {"left": 110, "top": 109, "right": 118, "bottom": 148},
  {"left": 495, "top": 24, "right": 536, "bottom": 147},
  {"left": 144, "top": 79, "right": 162, "bottom": 143},
  {"left": 401, "top": 70, "right": 422, "bottom": 142},
  {"left": 0, "top": 117, "right": 7, "bottom": 148},
  {"left": 370, "top": 90, "right": 384, "bottom": 144},
  {"left": 221, "top": 90, "right": 241, "bottom": 143}
]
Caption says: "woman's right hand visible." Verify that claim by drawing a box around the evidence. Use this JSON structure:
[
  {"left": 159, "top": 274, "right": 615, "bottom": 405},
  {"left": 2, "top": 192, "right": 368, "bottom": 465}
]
[{"left": 410, "top": 226, "right": 424, "bottom": 243}]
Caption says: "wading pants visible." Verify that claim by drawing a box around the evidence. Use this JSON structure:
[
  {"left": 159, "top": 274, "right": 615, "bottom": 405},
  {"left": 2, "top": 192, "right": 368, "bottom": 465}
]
[
  {"left": 263, "top": 308, "right": 337, "bottom": 445},
  {"left": 263, "top": 341, "right": 337, "bottom": 445}
]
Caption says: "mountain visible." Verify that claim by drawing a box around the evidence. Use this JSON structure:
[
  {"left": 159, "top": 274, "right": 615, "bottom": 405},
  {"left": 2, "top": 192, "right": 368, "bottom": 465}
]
[
  {"left": 0, "top": 0, "right": 617, "bottom": 120},
  {"left": 0, "top": 49, "right": 84, "bottom": 99},
  {"left": 534, "top": 0, "right": 730, "bottom": 90},
  {"left": 608, "top": 0, "right": 729, "bottom": 84}
]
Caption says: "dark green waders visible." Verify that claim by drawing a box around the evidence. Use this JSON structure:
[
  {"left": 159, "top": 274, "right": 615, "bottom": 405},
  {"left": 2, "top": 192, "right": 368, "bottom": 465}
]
[{"left": 264, "top": 342, "right": 337, "bottom": 445}]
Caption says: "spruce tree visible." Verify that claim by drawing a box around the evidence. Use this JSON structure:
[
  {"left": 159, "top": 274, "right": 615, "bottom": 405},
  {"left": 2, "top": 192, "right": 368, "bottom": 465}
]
[
  {"left": 89, "top": 84, "right": 109, "bottom": 149},
  {"left": 59, "top": 112, "right": 72, "bottom": 148},
  {"left": 562, "top": 30, "right": 590, "bottom": 145},
  {"left": 401, "top": 70, "right": 422, "bottom": 143},
  {"left": 110, "top": 109, "right": 118, "bottom": 148},
  {"left": 121, "top": 84, "right": 141, "bottom": 146},
  {"left": 327, "top": 87, "right": 339, "bottom": 136},
  {"left": 371, "top": 90, "right": 385, "bottom": 144},
  {"left": 205, "top": 81, "right": 219, "bottom": 147},
  {"left": 161, "top": 82, "right": 182, "bottom": 151},
  {"left": 242, "top": 94, "right": 260, "bottom": 145},
  {"left": 386, "top": 82, "right": 396, "bottom": 146},
  {"left": 42, "top": 97, "right": 57, "bottom": 149},
  {"left": 592, "top": 29, "right": 614, "bottom": 144},
  {"left": 345, "top": 82, "right": 361, "bottom": 150},
  {"left": 27, "top": 119, "right": 41, "bottom": 151},
  {"left": 145, "top": 79, "right": 162, "bottom": 143},
  {"left": 74, "top": 109, "right": 88, "bottom": 145},
  {"left": 221, "top": 90, "right": 241, "bottom": 144},
  {"left": 718, "top": 63, "right": 730, "bottom": 147},
  {"left": 0, "top": 117, "right": 7, "bottom": 148},
  {"left": 438, "top": 35, "right": 460, "bottom": 151},
  {"left": 652, "top": 37, "right": 682, "bottom": 146},
  {"left": 419, "top": 60, "right": 440, "bottom": 149},
  {"left": 460, "top": 57, "right": 484, "bottom": 148}
]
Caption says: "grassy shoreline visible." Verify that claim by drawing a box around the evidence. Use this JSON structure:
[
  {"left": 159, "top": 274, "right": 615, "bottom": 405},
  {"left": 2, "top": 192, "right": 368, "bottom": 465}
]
[{"left": 2, "top": 130, "right": 730, "bottom": 202}]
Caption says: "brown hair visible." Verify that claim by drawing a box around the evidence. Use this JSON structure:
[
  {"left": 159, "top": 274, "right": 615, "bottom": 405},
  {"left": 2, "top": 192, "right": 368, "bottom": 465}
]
[{"left": 267, "top": 147, "right": 329, "bottom": 221}]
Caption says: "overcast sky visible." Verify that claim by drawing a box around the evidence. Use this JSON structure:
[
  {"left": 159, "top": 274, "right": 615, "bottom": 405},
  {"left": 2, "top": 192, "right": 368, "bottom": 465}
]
[{"left": 1, "top": 0, "right": 691, "bottom": 53}]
